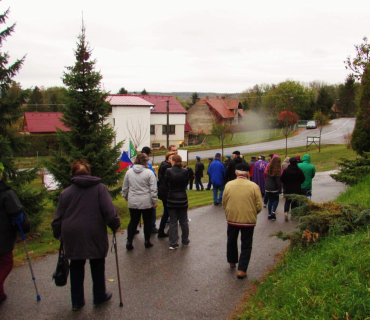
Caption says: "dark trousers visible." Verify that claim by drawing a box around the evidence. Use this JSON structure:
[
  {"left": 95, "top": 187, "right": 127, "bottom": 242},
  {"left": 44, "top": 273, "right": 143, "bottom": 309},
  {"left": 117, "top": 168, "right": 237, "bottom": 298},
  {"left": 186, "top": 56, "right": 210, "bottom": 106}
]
[
  {"left": 168, "top": 207, "right": 190, "bottom": 246},
  {"left": 127, "top": 208, "right": 152, "bottom": 241},
  {"left": 159, "top": 200, "right": 169, "bottom": 233},
  {"left": 195, "top": 177, "right": 203, "bottom": 190},
  {"left": 207, "top": 176, "right": 212, "bottom": 190},
  {"left": 70, "top": 258, "right": 106, "bottom": 306},
  {"left": 189, "top": 179, "right": 194, "bottom": 190},
  {"left": 227, "top": 225, "right": 255, "bottom": 272},
  {"left": 151, "top": 207, "right": 157, "bottom": 228},
  {"left": 0, "top": 252, "right": 13, "bottom": 298},
  {"left": 284, "top": 195, "right": 299, "bottom": 213},
  {"left": 263, "top": 192, "right": 268, "bottom": 205}
]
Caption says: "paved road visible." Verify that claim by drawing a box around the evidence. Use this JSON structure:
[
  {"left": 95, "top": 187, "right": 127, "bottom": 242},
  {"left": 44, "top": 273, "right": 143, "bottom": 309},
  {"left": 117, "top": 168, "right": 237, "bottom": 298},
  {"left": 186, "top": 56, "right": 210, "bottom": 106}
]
[
  {"left": 153, "top": 118, "right": 355, "bottom": 162},
  {"left": 1, "top": 171, "right": 346, "bottom": 320}
]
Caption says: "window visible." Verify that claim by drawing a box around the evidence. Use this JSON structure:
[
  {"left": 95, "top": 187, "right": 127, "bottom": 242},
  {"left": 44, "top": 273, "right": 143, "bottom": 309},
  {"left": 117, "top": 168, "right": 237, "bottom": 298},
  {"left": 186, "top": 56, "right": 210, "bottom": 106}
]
[
  {"left": 162, "top": 125, "right": 175, "bottom": 134},
  {"left": 152, "top": 143, "right": 160, "bottom": 148},
  {"left": 150, "top": 125, "right": 155, "bottom": 135}
]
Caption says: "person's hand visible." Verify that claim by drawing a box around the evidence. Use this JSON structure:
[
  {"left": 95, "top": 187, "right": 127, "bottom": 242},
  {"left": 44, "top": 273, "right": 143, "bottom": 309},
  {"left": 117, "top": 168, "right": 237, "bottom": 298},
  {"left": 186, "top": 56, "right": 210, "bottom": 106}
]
[{"left": 153, "top": 204, "right": 158, "bottom": 209}]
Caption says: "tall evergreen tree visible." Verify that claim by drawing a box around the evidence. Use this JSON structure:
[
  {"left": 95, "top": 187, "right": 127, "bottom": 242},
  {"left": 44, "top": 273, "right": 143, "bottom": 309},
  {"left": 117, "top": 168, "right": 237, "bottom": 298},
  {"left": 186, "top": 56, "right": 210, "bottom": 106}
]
[
  {"left": 316, "top": 86, "right": 334, "bottom": 115},
  {"left": 337, "top": 74, "right": 358, "bottom": 116},
  {"left": 46, "top": 23, "right": 123, "bottom": 198},
  {"left": 117, "top": 87, "right": 128, "bottom": 94},
  {"left": 0, "top": 6, "right": 45, "bottom": 229},
  {"left": 351, "top": 66, "right": 370, "bottom": 155}
]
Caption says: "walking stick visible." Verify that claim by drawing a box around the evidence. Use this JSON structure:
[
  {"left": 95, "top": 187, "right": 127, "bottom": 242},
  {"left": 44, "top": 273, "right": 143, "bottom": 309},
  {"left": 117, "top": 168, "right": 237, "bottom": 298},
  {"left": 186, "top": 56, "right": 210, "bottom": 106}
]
[
  {"left": 112, "top": 232, "right": 123, "bottom": 307},
  {"left": 13, "top": 214, "right": 41, "bottom": 301}
]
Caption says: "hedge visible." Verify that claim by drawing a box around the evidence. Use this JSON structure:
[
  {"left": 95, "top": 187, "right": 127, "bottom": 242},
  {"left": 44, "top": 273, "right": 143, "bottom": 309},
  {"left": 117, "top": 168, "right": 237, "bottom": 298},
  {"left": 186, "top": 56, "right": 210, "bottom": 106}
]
[{"left": 14, "top": 134, "right": 59, "bottom": 157}]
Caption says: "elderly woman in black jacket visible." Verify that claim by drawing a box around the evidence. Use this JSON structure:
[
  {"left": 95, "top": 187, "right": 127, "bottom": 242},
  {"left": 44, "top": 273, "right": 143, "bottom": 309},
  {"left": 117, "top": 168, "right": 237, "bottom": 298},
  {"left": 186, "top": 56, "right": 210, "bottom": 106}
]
[
  {"left": 52, "top": 160, "right": 120, "bottom": 311},
  {"left": 157, "top": 151, "right": 175, "bottom": 238},
  {"left": 165, "top": 155, "right": 190, "bottom": 250}
]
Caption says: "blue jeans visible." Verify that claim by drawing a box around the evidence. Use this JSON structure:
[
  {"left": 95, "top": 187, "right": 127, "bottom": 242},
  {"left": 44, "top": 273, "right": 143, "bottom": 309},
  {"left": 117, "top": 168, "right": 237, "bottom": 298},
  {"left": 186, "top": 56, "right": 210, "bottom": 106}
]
[
  {"left": 266, "top": 192, "right": 279, "bottom": 215},
  {"left": 213, "top": 185, "right": 224, "bottom": 203}
]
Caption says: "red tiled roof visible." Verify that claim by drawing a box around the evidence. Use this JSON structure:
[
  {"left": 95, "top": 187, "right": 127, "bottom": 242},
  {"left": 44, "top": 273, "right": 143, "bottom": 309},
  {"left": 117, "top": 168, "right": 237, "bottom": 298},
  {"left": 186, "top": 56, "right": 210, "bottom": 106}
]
[
  {"left": 130, "top": 95, "right": 187, "bottom": 114},
  {"left": 106, "top": 95, "right": 154, "bottom": 106},
  {"left": 185, "top": 120, "right": 192, "bottom": 132},
  {"left": 24, "top": 112, "right": 70, "bottom": 133},
  {"left": 238, "top": 109, "right": 247, "bottom": 117},
  {"left": 206, "top": 99, "right": 237, "bottom": 119}
]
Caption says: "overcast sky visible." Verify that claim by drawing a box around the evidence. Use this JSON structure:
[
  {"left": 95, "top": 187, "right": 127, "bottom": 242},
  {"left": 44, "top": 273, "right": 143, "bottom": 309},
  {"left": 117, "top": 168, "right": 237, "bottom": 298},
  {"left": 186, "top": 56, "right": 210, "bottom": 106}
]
[{"left": 3, "top": 0, "right": 370, "bottom": 93}]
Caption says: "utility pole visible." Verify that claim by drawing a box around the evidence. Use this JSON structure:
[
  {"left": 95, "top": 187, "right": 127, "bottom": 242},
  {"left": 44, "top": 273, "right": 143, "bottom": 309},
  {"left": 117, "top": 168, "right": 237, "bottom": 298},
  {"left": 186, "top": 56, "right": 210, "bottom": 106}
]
[{"left": 166, "top": 100, "right": 170, "bottom": 149}]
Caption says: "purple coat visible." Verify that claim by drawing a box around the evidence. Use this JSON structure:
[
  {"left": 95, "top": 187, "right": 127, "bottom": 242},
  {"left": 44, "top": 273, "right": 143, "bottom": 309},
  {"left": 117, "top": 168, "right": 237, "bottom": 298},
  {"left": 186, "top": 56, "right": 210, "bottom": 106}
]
[
  {"left": 52, "top": 175, "right": 120, "bottom": 260},
  {"left": 252, "top": 160, "right": 268, "bottom": 194}
]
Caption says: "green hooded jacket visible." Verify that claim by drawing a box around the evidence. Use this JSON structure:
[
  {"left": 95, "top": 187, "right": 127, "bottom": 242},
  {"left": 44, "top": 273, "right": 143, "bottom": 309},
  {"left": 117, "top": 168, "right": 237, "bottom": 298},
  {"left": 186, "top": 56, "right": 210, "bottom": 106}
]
[{"left": 297, "top": 154, "right": 316, "bottom": 189}]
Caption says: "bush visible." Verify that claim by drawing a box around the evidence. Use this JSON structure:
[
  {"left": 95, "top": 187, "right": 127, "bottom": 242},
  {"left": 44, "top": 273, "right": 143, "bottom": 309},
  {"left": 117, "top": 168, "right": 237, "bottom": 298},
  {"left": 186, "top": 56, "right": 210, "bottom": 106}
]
[{"left": 13, "top": 134, "right": 59, "bottom": 157}]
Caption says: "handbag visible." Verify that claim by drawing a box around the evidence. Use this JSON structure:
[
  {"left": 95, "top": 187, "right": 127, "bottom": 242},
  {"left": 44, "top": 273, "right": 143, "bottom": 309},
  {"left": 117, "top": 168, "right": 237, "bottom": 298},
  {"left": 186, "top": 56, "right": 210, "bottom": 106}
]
[{"left": 52, "top": 241, "right": 69, "bottom": 287}]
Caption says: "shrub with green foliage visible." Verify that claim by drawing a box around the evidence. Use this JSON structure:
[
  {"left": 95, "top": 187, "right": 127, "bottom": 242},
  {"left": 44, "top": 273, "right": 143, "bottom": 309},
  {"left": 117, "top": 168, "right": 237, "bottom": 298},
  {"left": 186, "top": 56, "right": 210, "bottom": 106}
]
[
  {"left": 13, "top": 134, "right": 59, "bottom": 157},
  {"left": 330, "top": 152, "right": 370, "bottom": 185}
]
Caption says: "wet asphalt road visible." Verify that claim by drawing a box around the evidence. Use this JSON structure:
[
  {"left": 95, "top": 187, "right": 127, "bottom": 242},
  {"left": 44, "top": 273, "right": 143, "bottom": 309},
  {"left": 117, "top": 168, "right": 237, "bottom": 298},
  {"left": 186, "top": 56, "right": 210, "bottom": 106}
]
[
  {"left": 153, "top": 118, "right": 355, "bottom": 163},
  {"left": 0, "top": 171, "right": 346, "bottom": 320}
]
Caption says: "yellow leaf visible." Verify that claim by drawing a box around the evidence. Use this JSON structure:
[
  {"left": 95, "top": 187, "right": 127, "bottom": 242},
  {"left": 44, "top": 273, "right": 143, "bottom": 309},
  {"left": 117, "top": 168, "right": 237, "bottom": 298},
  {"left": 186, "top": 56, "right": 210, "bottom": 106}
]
[{"left": 107, "top": 279, "right": 115, "bottom": 282}]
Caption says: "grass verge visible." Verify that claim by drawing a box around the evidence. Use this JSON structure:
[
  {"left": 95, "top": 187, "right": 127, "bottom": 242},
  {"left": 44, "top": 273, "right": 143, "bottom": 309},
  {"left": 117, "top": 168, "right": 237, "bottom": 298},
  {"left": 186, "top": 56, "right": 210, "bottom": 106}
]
[{"left": 232, "top": 170, "right": 370, "bottom": 319}]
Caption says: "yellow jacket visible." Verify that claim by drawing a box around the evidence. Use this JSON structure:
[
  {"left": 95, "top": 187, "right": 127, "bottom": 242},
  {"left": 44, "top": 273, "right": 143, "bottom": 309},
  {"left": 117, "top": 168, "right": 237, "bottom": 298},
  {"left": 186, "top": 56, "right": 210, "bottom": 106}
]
[{"left": 222, "top": 177, "right": 263, "bottom": 227}]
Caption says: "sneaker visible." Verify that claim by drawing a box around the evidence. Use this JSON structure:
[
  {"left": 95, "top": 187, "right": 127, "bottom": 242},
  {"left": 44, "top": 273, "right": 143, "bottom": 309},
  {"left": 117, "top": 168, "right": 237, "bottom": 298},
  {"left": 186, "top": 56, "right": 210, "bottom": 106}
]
[
  {"left": 169, "top": 244, "right": 179, "bottom": 250},
  {"left": 72, "top": 300, "right": 85, "bottom": 311},
  {"left": 94, "top": 292, "right": 112, "bottom": 305},
  {"left": 237, "top": 270, "right": 247, "bottom": 279},
  {"left": 268, "top": 215, "right": 272, "bottom": 220},
  {"left": 229, "top": 263, "right": 236, "bottom": 269},
  {"left": 182, "top": 240, "right": 190, "bottom": 246},
  {"left": 144, "top": 240, "right": 153, "bottom": 248},
  {"left": 271, "top": 213, "right": 277, "bottom": 221},
  {"left": 284, "top": 212, "right": 289, "bottom": 222},
  {"left": 214, "top": 202, "right": 219, "bottom": 206},
  {"left": 263, "top": 204, "right": 267, "bottom": 208}
]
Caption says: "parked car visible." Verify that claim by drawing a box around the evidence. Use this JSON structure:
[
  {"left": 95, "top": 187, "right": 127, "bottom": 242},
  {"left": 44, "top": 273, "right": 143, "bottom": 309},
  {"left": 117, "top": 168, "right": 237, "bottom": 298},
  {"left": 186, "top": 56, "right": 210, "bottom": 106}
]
[{"left": 306, "top": 121, "right": 317, "bottom": 129}]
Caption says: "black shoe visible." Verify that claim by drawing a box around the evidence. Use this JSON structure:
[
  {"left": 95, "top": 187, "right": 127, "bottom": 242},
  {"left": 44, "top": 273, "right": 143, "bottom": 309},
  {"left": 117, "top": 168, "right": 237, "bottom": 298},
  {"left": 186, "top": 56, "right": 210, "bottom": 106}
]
[
  {"left": 144, "top": 240, "right": 153, "bottom": 248},
  {"left": 201, "top": 187, "right": 204, "bottom": 191},
  {"left": 134, "top": 230, "right": 140, "bottom": 235},
  {"left": 169, "top": 244, "right": 179, "bottom": 250},
  {"left": 271, "top": 213, "right": 276, "bottom": 221},
  {"left": 268, "top": 215, "right": 272, "bottom": 220},
  {"left": 214, "top": 202, "right": 219, "bottom": 206},
  {"left": 72, "top": 300, "right": 85, "bottom": 311},
  {"left": 126, "top": 242, "right": 134, "bottom": 250},
  {"left": 206, "top": 188, "right": 211, "bottom": 190},
  {"left": 158, "top": 232, "right": 169, "bottom": 238},
  {"left": 151, "top": 227, "right": 159, "bottom": 233},
  {"left": 0, "top": 294, "right": 7, "bottom": 304},
  {"left": 94, "top": 292, "right": 112, "bottom": 305}
]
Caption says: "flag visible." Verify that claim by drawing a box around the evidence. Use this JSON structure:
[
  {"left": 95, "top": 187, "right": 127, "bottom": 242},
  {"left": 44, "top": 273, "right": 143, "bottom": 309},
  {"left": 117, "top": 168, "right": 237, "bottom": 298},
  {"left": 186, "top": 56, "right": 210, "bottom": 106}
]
[
  {"left": 128, "top": 140, "right": 137, "bottom": 159},
  {"left": 117, "top": 151, "right": 133, "bottom": 172}
]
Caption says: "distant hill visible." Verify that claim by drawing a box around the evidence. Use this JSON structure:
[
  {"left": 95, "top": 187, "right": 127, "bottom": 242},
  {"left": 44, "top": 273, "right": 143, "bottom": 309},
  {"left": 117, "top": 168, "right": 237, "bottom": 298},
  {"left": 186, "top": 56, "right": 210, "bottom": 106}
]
[{"left": 128, "top": 92, "right": 241, "bottom": 101}]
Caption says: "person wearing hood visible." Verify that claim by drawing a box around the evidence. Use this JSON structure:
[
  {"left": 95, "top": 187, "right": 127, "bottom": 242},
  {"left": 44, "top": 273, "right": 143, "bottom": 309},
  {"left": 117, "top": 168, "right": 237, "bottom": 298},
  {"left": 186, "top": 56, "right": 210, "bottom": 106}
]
[
  {"left": 298, "top": 154, "right": 316, "bottom": 199},
  {"left": 281, "top": 157, "right": 305, "bottom": 221},
  {"left": 0, "top": 162, "right": 29, "bottom": 305},
  {"left": 282, "top": 157, "right": 290, "bottom": 171},
  {"left": 122, "top": 154, "right": 158, "bottom": 250},
  {"left": 226, "top": 151, "right": 247, "bottom": 182},
  {"left": 248, "top": 156, "right": 257, "bottom": 181},
  {"left": 252, "top": 155, "right": 268, "bottom": 197},
  {"left": 157, "top": 151, "right": 175, "bottom": 238},
  {"left": 264, "top": 156, "right": 282, "bottom": 221},
  {"left": 224, "top": 155, "right": 231, "bottom": 169},
  {"left": 52, "top": 160, "right": 121, "bottom": 311}
]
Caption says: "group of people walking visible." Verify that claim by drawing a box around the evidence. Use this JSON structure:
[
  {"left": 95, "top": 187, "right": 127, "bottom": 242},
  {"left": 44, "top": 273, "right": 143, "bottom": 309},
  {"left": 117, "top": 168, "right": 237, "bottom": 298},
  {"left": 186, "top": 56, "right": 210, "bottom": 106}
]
[{"left": 0, "top": 145, "right": 316, "bottom": 311}]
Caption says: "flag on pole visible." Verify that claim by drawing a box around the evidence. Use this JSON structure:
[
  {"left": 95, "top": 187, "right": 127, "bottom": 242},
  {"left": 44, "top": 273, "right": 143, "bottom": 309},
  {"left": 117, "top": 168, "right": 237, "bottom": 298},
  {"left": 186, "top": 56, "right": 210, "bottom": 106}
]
[
  {"left": 128, "top": 140, "right": 137, "bottom": 159},
  {"left": 117, "top": 151, "right": 133, "bottom": 172}
]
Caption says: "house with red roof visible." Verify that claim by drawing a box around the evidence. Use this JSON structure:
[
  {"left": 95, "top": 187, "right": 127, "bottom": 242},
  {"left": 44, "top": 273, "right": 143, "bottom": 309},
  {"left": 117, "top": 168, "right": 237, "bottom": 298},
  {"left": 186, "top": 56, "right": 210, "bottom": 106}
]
[
  {"left": 106, "top": 94, "right": 188, "bottom": 150},
  {"left": 23, "top": 112, "right": 70, "bottom": 134},
  {"left": 187, "top": 96, "right": 246, "bottom": 134}
]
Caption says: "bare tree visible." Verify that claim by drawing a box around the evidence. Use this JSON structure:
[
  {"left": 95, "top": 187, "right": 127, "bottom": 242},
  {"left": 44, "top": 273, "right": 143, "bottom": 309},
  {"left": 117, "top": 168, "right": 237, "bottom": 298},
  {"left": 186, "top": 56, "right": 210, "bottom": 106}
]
[{"left": 125, "top": 119, "right": 149, "bottom": 151}]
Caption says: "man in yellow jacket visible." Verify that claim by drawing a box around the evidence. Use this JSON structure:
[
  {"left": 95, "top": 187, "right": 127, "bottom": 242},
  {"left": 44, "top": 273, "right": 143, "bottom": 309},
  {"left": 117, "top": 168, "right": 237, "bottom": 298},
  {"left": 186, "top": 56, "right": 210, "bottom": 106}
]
[{"left": 222, "top": 163, "right": 262, "bottom": 279}]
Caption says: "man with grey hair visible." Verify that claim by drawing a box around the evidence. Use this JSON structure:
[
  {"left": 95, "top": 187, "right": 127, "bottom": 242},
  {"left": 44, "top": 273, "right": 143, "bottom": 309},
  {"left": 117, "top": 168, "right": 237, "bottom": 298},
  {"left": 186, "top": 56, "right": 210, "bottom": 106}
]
[{"left": 222, "top": 162, "right": 262, "bottom": 279}]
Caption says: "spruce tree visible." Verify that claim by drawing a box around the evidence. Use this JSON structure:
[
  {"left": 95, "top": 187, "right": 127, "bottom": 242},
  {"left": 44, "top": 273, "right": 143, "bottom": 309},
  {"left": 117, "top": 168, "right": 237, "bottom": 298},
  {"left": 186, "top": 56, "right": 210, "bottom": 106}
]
[
  {"left": 47, "top": 24, "right": 123, "bottom": 198},
  {"left": 351, "top": 65, "right": 370, "bottom": 155},
  {"left": 0, "top": 7, "right": 45, "bottom": 229}
]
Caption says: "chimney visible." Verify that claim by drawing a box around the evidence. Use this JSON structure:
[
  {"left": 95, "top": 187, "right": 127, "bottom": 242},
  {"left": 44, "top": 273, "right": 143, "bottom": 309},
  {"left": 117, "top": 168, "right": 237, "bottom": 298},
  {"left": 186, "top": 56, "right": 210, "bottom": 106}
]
[{"left": 221, "top": 96, "right": 225, "bottom": 100}]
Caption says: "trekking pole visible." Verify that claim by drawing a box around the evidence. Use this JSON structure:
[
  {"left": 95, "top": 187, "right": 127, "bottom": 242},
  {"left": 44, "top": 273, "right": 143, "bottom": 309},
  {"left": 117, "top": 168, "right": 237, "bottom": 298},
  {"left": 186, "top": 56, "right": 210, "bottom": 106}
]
[
  {"left": 13, "top": 214, "right": 41, "bottom": 301},
  {"left": 112, "top": 232, "right": 123, "bottom": 307}
]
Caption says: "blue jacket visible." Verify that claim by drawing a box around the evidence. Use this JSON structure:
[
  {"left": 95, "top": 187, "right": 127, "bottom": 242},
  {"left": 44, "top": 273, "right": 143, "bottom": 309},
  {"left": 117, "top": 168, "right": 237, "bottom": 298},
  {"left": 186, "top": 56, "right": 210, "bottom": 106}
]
[{"left": 208, "top": 158, "right": 226, "bottom": 186}]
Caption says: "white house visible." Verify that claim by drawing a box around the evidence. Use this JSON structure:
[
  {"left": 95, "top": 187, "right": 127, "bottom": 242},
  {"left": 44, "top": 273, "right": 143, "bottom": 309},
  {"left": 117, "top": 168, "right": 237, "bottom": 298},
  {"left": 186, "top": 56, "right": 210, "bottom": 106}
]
[
  {"left": 106, "top": 95, "right": 154, "bottom": 152},
  {"left": 106, "top": 94, "right": 188, "bottom": 151}
]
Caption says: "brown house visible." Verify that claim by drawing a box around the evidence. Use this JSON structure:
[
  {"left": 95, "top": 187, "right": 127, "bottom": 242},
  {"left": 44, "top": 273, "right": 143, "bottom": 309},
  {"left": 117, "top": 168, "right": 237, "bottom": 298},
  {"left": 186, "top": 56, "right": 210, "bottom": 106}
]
[{"left": 187, "top": 96, "right": 246, "bottom": 134}]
